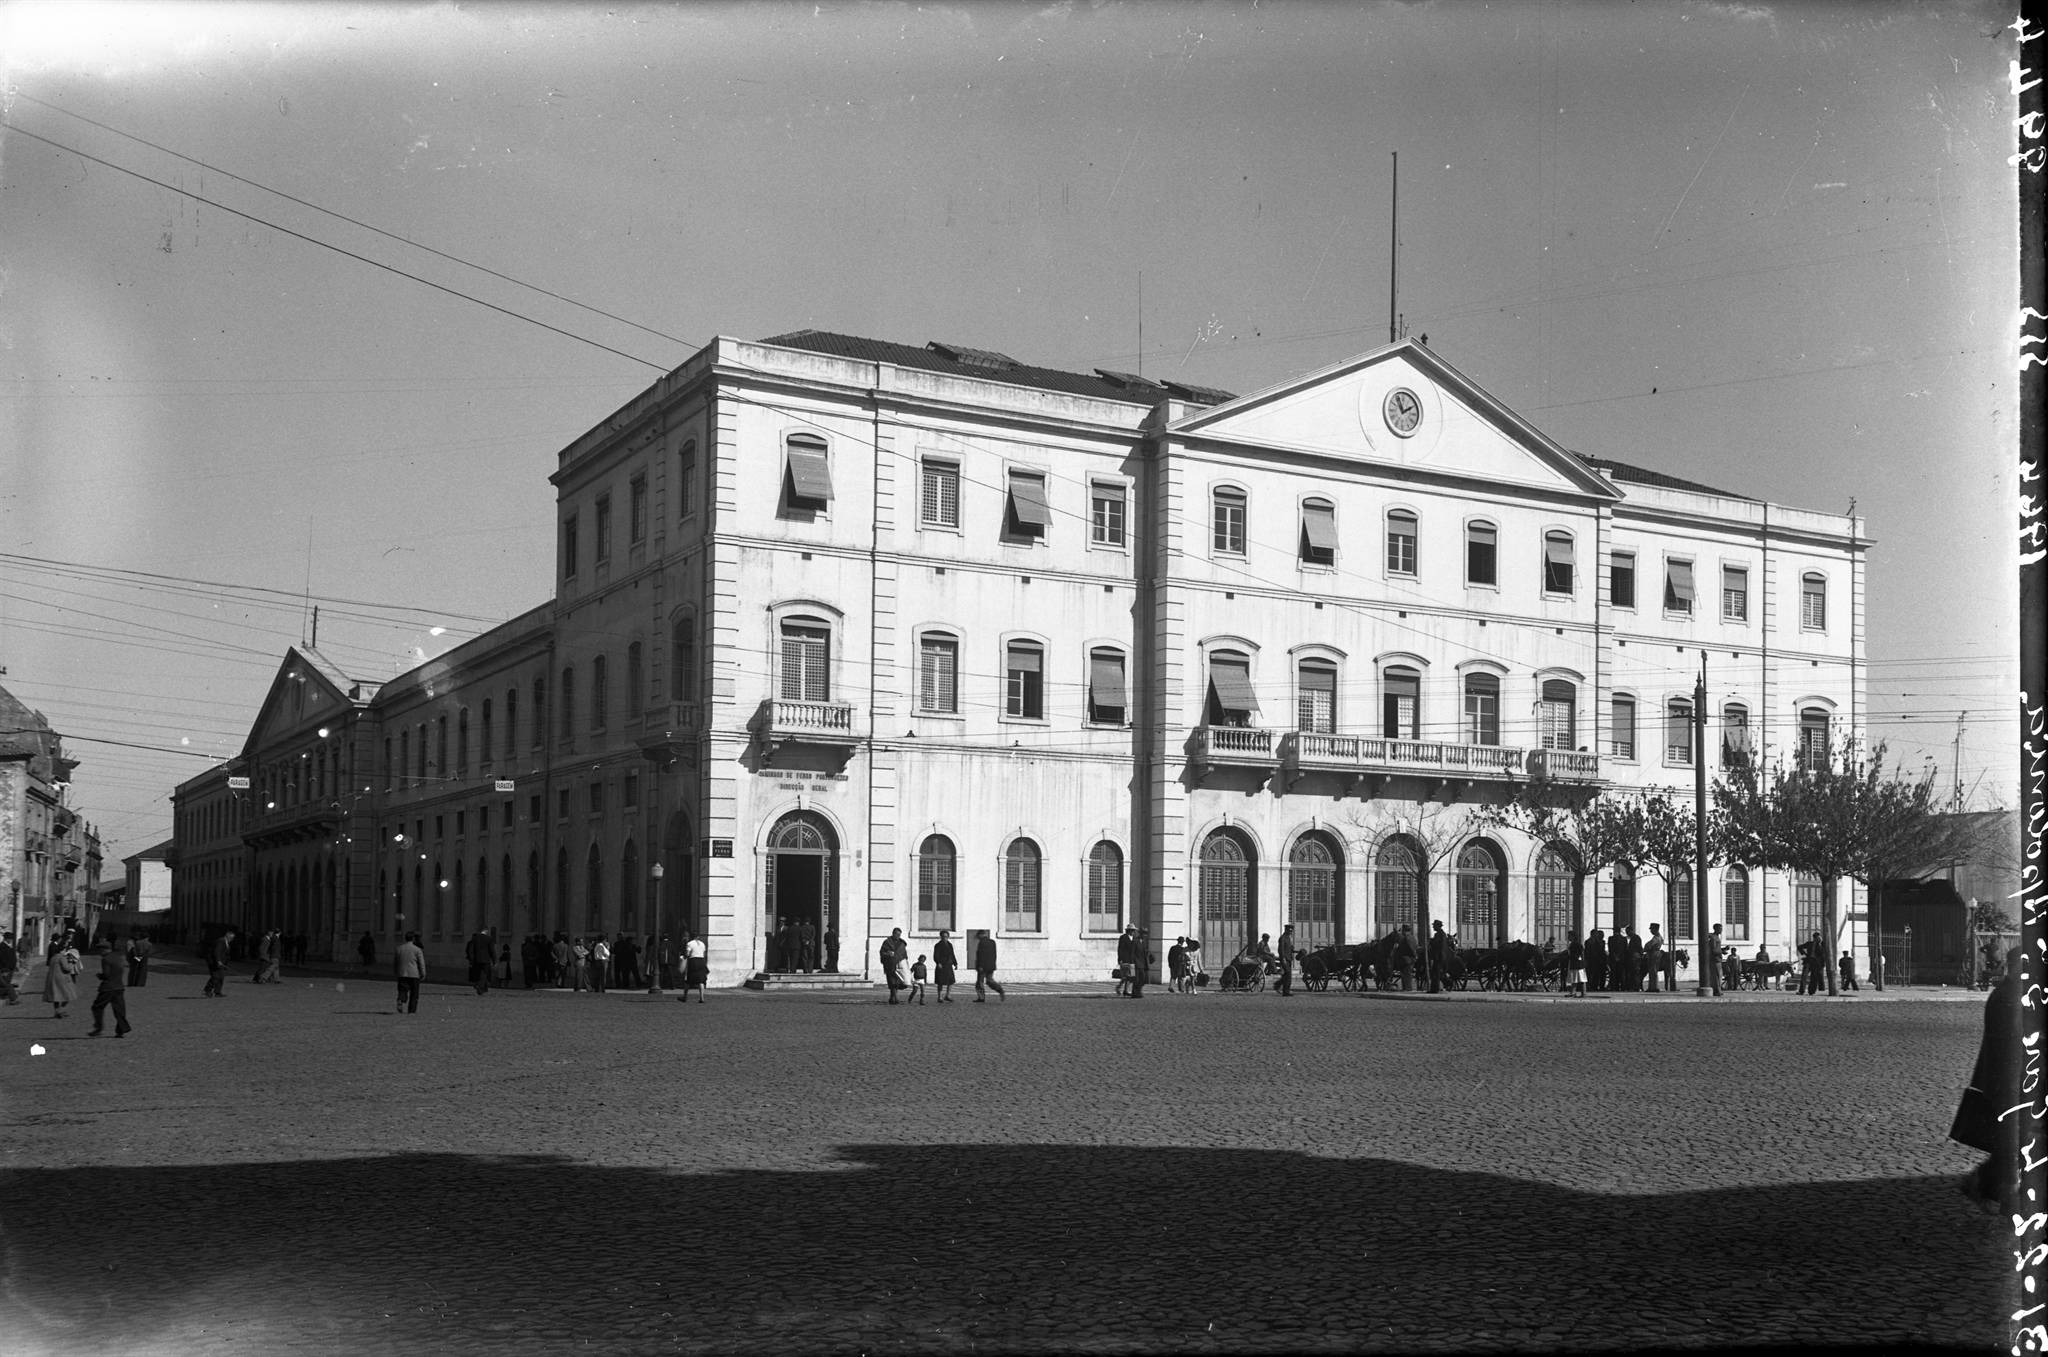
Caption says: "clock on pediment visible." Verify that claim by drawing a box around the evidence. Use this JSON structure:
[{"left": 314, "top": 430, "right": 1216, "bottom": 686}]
[{"left": 1382, "top": 387, "right": 1423, "bottom": 437}]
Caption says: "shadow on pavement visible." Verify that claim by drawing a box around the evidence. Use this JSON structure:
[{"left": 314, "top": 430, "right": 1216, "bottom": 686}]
[{"left": 2, "top": 1143, "right": 2006, "bottom": 1354}]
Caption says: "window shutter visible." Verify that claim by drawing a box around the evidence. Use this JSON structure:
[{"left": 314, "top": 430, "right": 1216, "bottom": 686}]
[
  {"left": 1007, "top": 472, "right": 1052, "bottom": 531},
  {"left": 785, "top": 442, "right": 834, "bottom": 505}
]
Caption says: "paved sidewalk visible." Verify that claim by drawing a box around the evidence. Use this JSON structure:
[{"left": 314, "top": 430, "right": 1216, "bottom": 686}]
[{"left": 0, "top": 955, "right": 2011, "bottom": 1354}]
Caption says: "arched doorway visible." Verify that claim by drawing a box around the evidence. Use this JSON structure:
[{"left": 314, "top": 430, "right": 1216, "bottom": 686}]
[
  {"left": 1195, "top": 828, "right": 1256, "bottom": 961},
  {"left": 1532, "top": 844, "right": 1580, "bottom": 948},
  {"left": 1455, "top": 840, "right": 1507, "bottom": 950},
  {"left": 1287, "top": 831, "right": 1342, "bottom": 950},
  {"left": 765, "top": 811, "right": 837, "bottom": 972},
  {"left": 1374, "top": 836, "right": 1424, "bottom": 937}
]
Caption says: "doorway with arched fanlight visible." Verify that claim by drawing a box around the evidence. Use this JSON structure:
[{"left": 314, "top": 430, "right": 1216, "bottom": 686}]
[
  {"left": 764, "top": 810, "right": 837, "bottom": 973},
  {"left": 1195, "top": 827, "right": 1257, "bottom": 963}
]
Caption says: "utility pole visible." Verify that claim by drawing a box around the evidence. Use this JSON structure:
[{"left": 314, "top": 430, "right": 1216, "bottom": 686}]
[{"left": 1694, "top": 654, "right": 1717, "bottom": 995}]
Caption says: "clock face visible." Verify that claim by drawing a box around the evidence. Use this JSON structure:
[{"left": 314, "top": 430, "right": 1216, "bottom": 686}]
[{"left": 1383, "top": 387, "right": 1423, "bottom": 436}]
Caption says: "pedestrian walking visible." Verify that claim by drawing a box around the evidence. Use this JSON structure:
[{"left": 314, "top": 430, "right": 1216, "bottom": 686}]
[
  {"left": 932, "top": 930, "right": 959, "bottom": 1003},
  {"left": 0, "top": 931, "right": 21, "bottom": 1006},
  {"left": 680, "top": 931, "right": 707, "bottom": 1003},
  {"left": 1952, "top": 946, "right": 2025, "bottom": 1212},
  {"left": 973, "top": 930, "right": 1005, "bottom": 1002},
  {"left": 1565, "top": 930, "right": 1587, "bottom": 997},
  {"left": 1839, "top": 951, "right": 1860, "bottom": 992},
  {"left": 1130, "top": 929, "right": 1152, "bottom": 997},
  {"left": 910, "top": 955, "right": 928, "bottom": 1005},
  {"left": 125, "top": 933, "right": 153, "bottom": 988},
  {"left": 890, "top": 930, "right": 913, "bottom": 998},
  {"left": 394, "top": 931, "right": 425, "bottom": 1014},
  {"left": 44, "top": 931, "right": 83, "bottom": 1019},
  {"left": 204, "top": 928, "right": 234, "bottom": 998},
  {"left": 1168, "top": 936, "right": 1191, "bottom": 994},
  {"left": 1426, "top": 920, "right": 1451, "bottom": 994},
  {"left": 88, "top": 934, "right": 133, "bottom": 1038},
  {"left": 1116, "top": 926, "right": 1140, "bottom": 997},
  {"left": 466, "top": 929, "right": 495, "bottom": 996},
  {"left": 1275, "top": 923, "right": 1296, "bottom": 997},
  {"left": 877, "top": 929, "right": 905, "bottom": 1003},
  {"left": 254, "top": 928, "right": 281, "bottom": 984},
  {"left": 356, "top": 931, "right": 377, "bottom": 975}
]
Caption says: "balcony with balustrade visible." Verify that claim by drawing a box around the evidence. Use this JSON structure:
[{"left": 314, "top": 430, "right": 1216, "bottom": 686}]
[
  {"left": 1276, "top": 731, "right": 1589, "bottom": 799},
  {"left": 1187, "top": 724, "right": 1279, "bottom": 782},
  {"left": 751, "top": 698, "right": 860, "bottom": 766}
]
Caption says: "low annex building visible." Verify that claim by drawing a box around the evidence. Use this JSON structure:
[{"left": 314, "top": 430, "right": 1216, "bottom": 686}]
[{"left": 172, "top": 333, "right": 1870, "bottom": 985}]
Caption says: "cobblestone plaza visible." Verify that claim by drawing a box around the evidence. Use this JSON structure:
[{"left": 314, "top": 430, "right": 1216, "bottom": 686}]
[{"left": 2, "top": 961, "right": 2008, "bottom": 1354}]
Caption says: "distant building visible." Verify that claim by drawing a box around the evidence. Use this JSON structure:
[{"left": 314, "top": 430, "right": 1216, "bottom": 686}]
[
  {"left": 1, "top": 681, "right": 103, "bottom": 951},
  {"left": 179, "top": 333, "right": 1870, "bottom": 983},
  {"left": 1880, "top": 808, "right": 2022, "bottom": 983}
]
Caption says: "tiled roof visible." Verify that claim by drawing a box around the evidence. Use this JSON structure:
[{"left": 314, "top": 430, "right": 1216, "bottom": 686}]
[
  {"left": 1576, "top": 454, "right": 1743, "bottom": 500},
  {"left": 760, "top": 330, "right": 1233, "bottom": 407}
]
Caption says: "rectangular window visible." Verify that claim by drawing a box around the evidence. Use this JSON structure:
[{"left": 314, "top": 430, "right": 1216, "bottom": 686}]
[
  {"left": 1610, "top": 552, "right": 1636, "bottom": 609},
  {"left": 595, "top": 496, "right": 613, "bottom": 563},
  {"left": 1538, "top": 680, "right": 1575, "bottom": 750},
  {"left": 921, "top": 460, "right": 960, "bottom": 528},
  {"left": 1611, "top": 695, "right": 1637, "bottom": 760},
  {"left": 1382, "top": 669, "right": 1420, "bottom": 740},
  {"left": 588, "top": 781, "right": 604, "bottom": 814},
  {"left": 1724, "top": 872, "right": 1750, "bottom": 941},
  {"left": 557, "top": 789, "right": 571, "bottom": 821},
  {"left": 1463, "top": 675, "right": 1501, "bottom": 745},
  {"left": 1722, "top": 566, "right": 1748, "bottom": 622},
  {"left": 1212, "top": 489, "right": 1246, "bottom": 555},
  {"left": 1664, "top": 559, "right": 1695, "bottom": 614},
  {"left": 623, "top": 771, "right": 639, "bottom": 808},
  {"left": 780, "top": 624, "right": 830, "bottom": 703},
  {"left": 1088, "top": 649, "right": 1127, "bottom": 725},
  {"left": 529, "top": 794, "right": 542, "bottom": 824},
  {"left": 1466, "top": 523, "right": 1497, "bottom": 587},
  {"left": 1543, "top": 533, "right": 1574, "bottom": 594},
  {"left": 1090, "top": 483, "right": 1127, "bottom": 547},
  {"left": 591, "top": 656, "right": 608, "bottom": 732},
  {"left": 1670, "top": 874, "right": 1693, "bottom": 940},
  {"left": 1297, "top": 663, "right": 1336, "bottom": 733},
  {"left": 1299, "top": 501, "right": 1337, "bottom": 567},
  {"left": 1386, "top": 512, "right": 1418, "bottom": 576},
  {"left": 1666, "top": 699, "right": 1694, "bottom": 764},
  {"left": 784, "top": 436, "right": 833, "bottom": 511},
  {"left": 1802, "top": 575, "right": 1827, "bottom": 630},
  {"left": 1005, "top": 470, "right": 1052, "bottom": 539},
  {"left": 629, "top": 475, "right": 647, "bottom": 544},
  {"left": 478, "top": 805, "right": 489, "bottom": 834},
  {"left": 562, "top": 514, "right": 579, "bottom": 581},
  {"left": 1799, "top": 709, "right": 1831, "bottom": 772},
  {"left": 917, "top": 636, "right": 958, "bottom": 714},
  {"left": 678, "top": 441, "right": 696, "bottom": 520},
  {"left": 1005, "top": 642, "right": 1044, "bottom": 719}
]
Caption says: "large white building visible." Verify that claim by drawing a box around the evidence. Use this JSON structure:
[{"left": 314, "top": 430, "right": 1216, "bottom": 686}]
[{"left": 174, "top": 332, "right": 1869, "bottom": 984}]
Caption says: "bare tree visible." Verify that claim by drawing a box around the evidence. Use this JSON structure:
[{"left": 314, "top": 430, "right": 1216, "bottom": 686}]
[{"left": 1341, "top": 801, "right": 1480, "bottom": 988}]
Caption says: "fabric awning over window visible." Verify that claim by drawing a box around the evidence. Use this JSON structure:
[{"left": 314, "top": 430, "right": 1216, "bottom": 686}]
[
  {"left": 1209, "top": 657, "right": 1259, "bottom": 712},
  {"left": 1666, "top": 559, "right": 1695, "bottom": 602},
  {"left": 1008, "top": 474, "right": 1052, "bottom": 528},
  {"left": 1300, "top": 665, "right": 1336, "bottom": 698},
  {"left": 1545, "top": 535, "right": 1573, "bottom": 564},
  {"left": 1301, "top": 502, "right": 1338, "bottom": 553},
  {"left": 1090, "top": 652, "right": 1127, "bottom": 708},
  {"left": 786, "top": 445, "right": 834, "bottom": 503},
  {"left": 1007, "top": 645, "right": 1042, "bottom": 674}
]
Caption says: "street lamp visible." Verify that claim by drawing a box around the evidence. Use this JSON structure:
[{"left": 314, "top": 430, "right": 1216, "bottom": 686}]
[{"left": 647, "top": 862, "right": 665, "bottom": 994}]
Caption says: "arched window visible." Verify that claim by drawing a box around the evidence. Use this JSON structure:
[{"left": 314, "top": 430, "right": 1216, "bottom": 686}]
[
  {"left": 457, "top": 707, "right": 470, "bottom": 777},
  {"left": 1385, "top": 509, "right": 1418, "bottom": 576},
  {"left": 1198, "top": 830, "right": 1254, "bottom": 959},
  {"left": 526, "top": 850, "right": 541, "bottom": 935},
  {"left": 1532, "top": 845, "right": 1579, "bottom": 947},
  {"left": 591, "top": 655, "right": 609, "bottom": 731},
  {"left": 1721, "top": 703, "right": 1752, "bottom": 766},
  {"left": 559, "top": 668, "right": 576, "bottom": 741},
  {"left": 505, "top": 688, "right": 518, "bottom": 759},
  {"left": 434, "top": 861, "right": 448, "bottom": 939},
  {"left": 916, "top": 834, "right": 956, "bottom": 933},
  {"left": 475, "top": 856, "right": 489, "bottom": 934},
  {"left": 1669, "top": 872, "right": 1694, "bottom": 940},
  {"left": 1288, "top": 833, "right": 1339, "bottom": 950},
  {"left": 917, "top": 632, "right": 959, "bottom": 715},
  {"left": 782, "top": 433, "right": 833, "bottom": 514},
  {"left": 1801, "top": 572, "right": 1827, "bottom": 631},
  {"left": 585, "top": 844, "right": 605, "bottom": 933},
  {"left": 678, "top": 439, "right": 697, "bottom": 520},
  {"left": 780, "top": 618, "right": 831, "bottom": 702},
  {"left": 1003, "top": 839, "right": 1042, "bottom": 932},
  {"left": 621, "top": 839, "right": 640, "bottom": 934},
  {"left": 672, "top": 613, "right": 698, "bottom": 705},
  {"left": 1543, "top": 530, "right": 1575, "bottom": 594},
  {"left": 1296, "top": 659, "right": 1337, "bottom": 734},
  {"left": 1455, "top": 842, "right": 1505, "bottom": 950},
  {"left": 1611, "top": 694, "right": 1637, "bottom": 760},
  {"left": 1798, "top": 706, "right": 1831, "bottom": 772},
  {"left": 1538, "top": 679, "right": 1576, "bottom": 750},
  {"left": 1465, "top": 520, "right": 1498, "bottom": 586},
  {"left": 1087, "top": 648, "right": 1127, "bottom": 725},
  {"left": 1723, "top": 866, "right": 1750, "bottom": 941},
  {"left": 1212, "top": 486, "right": 1247, "bottom": 555},
  {"left": 1612, "top": 864, "right": 1636, "bottom": 933},
  {"left": 1374, "top": 837, "right": 1422, "bottom": 935},
  {"left": 531, "top": 677, "right": 545, "bottom": 751},
  {"left": 1299, "top": 497, "right": 1336, "bottom": 567},
  {"left": 627, "top": 642, "right": 644, "bottom": 717},
  {"left": 1382, "top": 666, "right": 1420, "bottom": 740},
  {"left": 501, "top": 854, "right": 515, "bottom": 934},
  {"left": 555, "top": 846, "right": 570, "bottom": 935},
  {"left": 1205, "top": 649, "right": 1258, "bottom": 728},
  {"left": 1087, "top": 841, "right": 1123, "bottom": 933},
  {"left": 480, "top": 699, "right": 493, "bottom": 768},
  {"left": 1666, "top": 697, "right": 1695, "bottom": 765},
  {"left": 1463, "top": 673, "right": 1500, "bottom": 745},
  {"left": 1004, "top": 640, "right": 1044, "bottom": 720},
  {"left": 1794, "top": 871, "right": 1824, "bottom": 944}
]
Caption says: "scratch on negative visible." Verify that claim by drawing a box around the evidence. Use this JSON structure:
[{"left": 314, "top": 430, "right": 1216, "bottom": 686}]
[{"left": 1651, "top": 83, "right": 1749, "bottom": 249}]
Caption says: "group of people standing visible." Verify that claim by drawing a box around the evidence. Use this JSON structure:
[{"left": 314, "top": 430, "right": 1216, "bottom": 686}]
[
  {"left": 1575, "top": 924, "right": 1677, "bottom": 992},
  {"left": 767, "top": 917, "right": 837, "bottom": 973},
  {"left": 5, "top": 925, "right": 140, "bottom": 1035}
]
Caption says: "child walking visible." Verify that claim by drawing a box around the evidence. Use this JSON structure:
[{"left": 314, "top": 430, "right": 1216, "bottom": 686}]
[{"left": 910, "top": 954, "right": 929, "bottom": 1006}]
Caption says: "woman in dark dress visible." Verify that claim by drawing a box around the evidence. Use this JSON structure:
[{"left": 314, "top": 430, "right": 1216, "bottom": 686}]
[{"left": 1952, "top": 946, "right": 2026, "bottom": 1210}]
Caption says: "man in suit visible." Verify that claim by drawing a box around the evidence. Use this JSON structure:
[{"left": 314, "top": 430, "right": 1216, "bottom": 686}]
[
  {"left": 1584, "top": 928, "right": 1608, "bottom": 992},
  {"left": 394, "top": 931, "right": 426, "bottom": 1014},
  {"left": 204, "top": 929, "right": 235, "bottom": 998},
  {"left": 1116, "top": 926, "right": 1140, "bottom": 997},
  {"left": 1275, "top": 923, "right": 1297, "bottom": 997},
  {"left": 973, "top": 930, "right": 1005, "bottom": 1002},
  {"left": 89, "top": 933, "right": 133, "bottom": 1038},
  {"left": 126, "top": 933, "right": 154, "bottom": 988},
  {"left": 797, "top": 919, "right": 816, "bottom": 973},
  {"left": 1427, "top": 920, "right": 1452, "bottom": 994},
  {"left": 465, "top": 929, "right": 495, "bottom": 995}
]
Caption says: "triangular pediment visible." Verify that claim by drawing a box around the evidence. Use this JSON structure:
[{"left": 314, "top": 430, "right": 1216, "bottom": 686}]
[
  {"left": 242, "top": 648, "right": 356, "bottom": 757},
  {"left": 1172, "top": 341, "right": 1618, "bottom": 499}
]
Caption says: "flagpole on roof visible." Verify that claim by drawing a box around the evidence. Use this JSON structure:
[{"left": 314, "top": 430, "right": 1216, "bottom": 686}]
[{"left": 1389, "top": 150, "right": 1398, "bottom": 345}]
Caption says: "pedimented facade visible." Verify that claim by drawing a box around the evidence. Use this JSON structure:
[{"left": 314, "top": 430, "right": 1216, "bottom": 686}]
[{"left": 174, "top": 332, "right": 1870, "bottom": 983}]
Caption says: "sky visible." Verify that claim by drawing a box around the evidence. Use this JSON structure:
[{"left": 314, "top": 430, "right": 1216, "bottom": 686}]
[{"left": 0, "top": 0, "right": 2023, "bottom": 864}]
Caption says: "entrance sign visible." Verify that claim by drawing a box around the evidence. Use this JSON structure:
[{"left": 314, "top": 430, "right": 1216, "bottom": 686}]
[
  {"left": 227, "top": 777, "right": 251, "bottom": 790},
  {"left": 494, "top": 779, "right": 515, "bottom": 793},
  {"left": 709, "top": 839, "right": 734, "bottom": 858}
]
